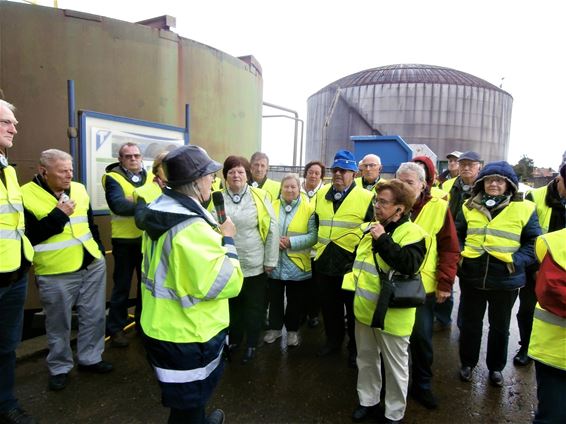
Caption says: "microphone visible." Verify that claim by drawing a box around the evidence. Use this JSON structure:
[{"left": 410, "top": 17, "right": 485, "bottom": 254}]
[
  {"left": 212, "top": 191, "right": 226, "bottom": 224},
  {"left": 364, "top": 208, "right": 402, "bottom": 234}
]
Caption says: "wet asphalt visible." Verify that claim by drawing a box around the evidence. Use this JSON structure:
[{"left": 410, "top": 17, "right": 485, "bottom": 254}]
[{"left": 14, "top": 288, "right": 536, "bottom": 423}]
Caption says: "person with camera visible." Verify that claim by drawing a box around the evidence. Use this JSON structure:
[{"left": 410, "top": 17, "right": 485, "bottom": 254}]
[{"left": 343, "top": 179, "right": 429, "bottom": 424}]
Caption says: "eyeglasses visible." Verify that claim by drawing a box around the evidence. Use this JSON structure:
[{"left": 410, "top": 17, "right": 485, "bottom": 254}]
[
  {"left": 484, "top": 176, "right": 506, "bottom": 185},
  {"left": 361, "top": 163, "right": 379, "bottom": 169},
  {"left": 372, "top": 197, "right": 395, "bottom": 207},
  {"left": 121, "top": 154, "right": 141, "bottom": 160},
  {"left": 0, "top": 119, "right": 17, "bottom": 128}
]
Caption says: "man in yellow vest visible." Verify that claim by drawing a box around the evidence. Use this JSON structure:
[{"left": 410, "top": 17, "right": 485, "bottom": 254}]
[
  {"left": 249, "top": 151, "right": 280, "bottom": 201},
  {"left": 513, "top": 160, "right": 566, "bottom": 366},
  {"left": 529, "top": 228, "right": 566, "bottom": 424},
  {"left": 314, "top": 149, "right": 374, "bottom": 368},
  {"left": 22, "top": 149, "right": 112, "bottom": 392},
  {"left": 0, "top": 100, "right": 37, "bottom": 424},
  {"left": 102, "top": 142, "right": 153, "bottom": 347},
  {"left": 355, "top": 154, "right": 385, "bottom": 191}
]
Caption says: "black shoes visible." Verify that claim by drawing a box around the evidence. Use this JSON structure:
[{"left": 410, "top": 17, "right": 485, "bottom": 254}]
[
  {"left": 109, "top": 331, "right": 129, "bottom": 348},
  {"left": 0, "top": 407, "right": 38, "bottom": 424},
  {"left": 307, "top": 316, "right": 320, "bottom": 328},
  {"left": 77, "top": 360, "right": 114, "bottom": 374},
  {"left": 241, "top": 347, "right": 256, "bottom": 364},
  {"left": 206, "top": 409, "right": 225, "bottom": 424},
  {"left": 351, "top": 404, "right": 380, "bottom": 423},
  {"left": 489, "top": 371, "right": 504, "bottom": 387},
  {"left": 513, "top": 349, "right": 532, "bottom": 367},
  {"left": 459, "top": 366, "right": 473, "bottom": 382},
  {"left": 410, "top": 386, "right": 438, "bottom": 409},
  {"left": 48, "top": 373, "right": 68, "bottom": 391}
]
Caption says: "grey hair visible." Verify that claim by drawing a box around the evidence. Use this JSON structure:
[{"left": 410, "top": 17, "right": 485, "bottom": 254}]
[
  {"left": 0, "top": 99, "right": 16, "bottom": 112},
  {"left": 174, "top": 181, "right": 199, "bottom": 198},
  {"left": 281, "top": 172, "right": 300, "bottom": 187},
  {"left": 396, "top": 162, "right": 426, "bottom": 183},
  {"left": 362, "top": 154, "right": 381, "bottom": 165},
  {"left": 39, "top": 149, "right": 72, "bottom": 168},
  {"left": 250, "top": 151, "right": 269, "bottom": 165}
]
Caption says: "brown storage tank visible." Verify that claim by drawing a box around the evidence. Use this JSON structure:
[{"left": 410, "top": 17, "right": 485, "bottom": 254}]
[{"left": 0, "top": 2, "right": 263, "bottom": 308}]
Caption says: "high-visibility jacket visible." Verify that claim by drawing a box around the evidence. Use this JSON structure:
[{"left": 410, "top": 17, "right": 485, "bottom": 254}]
[
  {"left": 102, "top": 170, "right": 154, "bottom": 238},
  {"left": 461, "top": 200, "right": 536, "bottom": 263},
  {"left": 273, "top": 197, "right": 314, "bottom": 272},
  {"left": 440, "top": 176, "right": 457, "bottom": 195},
  {"left": 529, "top": 186, "right": 551, "bottom": 234},
  {"left": 528, "top": 229, "right": 566, "bottom": 371},
  {"left": 343, "top": 221, "right": 429, "bottom": 336},
  {"left": 430, "top": 186, "right": 448, "bottom": 200},
  {"left": 140, "top": 197, "right": 243, "bottom": 343},
  {"left": 248, "top": 187, "right": 272, "bottom": 242},
  {"left": 211, "top": 176, "right": 223, "bottom": 192},
  {"left": 252, "top": 178, "right": 280, "bottom": 201},
  {"left": 413, "top": 197, "right": 449, "bottom": 293},
  {"left": 314, "top": 184, "right": 374, "bottom": 260},
  {"left": 354, "top": 177, "right": 388, "bottom": 192},
  {"left": 21, "top": 181, "right": 101, "bottom": 275},
  {"left": 133, "top": 181, "right": 162, "bottom": 205},
  {"left": 0, "top": 165, "right": 34, "bottom": 272}
]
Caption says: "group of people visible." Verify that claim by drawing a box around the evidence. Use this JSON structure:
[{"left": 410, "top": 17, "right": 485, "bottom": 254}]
[{"left": 1, "top": 95, "right": 564, "bottom": 424}]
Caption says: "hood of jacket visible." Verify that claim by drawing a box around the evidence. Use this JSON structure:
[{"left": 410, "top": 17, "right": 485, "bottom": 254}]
[
  {"left": 411, "top": 155, "right": 436, "bottom": 189},
  {"left": 473, "top": 161, "right": 519, "bottom": 195}
]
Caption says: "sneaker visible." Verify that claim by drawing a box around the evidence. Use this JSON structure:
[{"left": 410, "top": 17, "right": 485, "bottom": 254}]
[
  {"left": 0, "top": 407, "right": 38, "bottom": 424},
  {"left": 410, "top": 386, "right": 438, "bottom": 409},
  {"left": 513, "top": 349, "right": 532, "bottom": 367},
  {"left": 110, "top": 331, "right": 129, "bottom": 348},
  {"left": 206, "top": 408, "right": 225, "bottom": 424},
  {"left": 489, "top": 371, "right": 504, "bottom": 387},
  {"left": 77, "top": 360, "right": 113, "bottom": 374},
  {"left": 48, "top": 373, "right": 68, "bottom": 391},
  {"left": 459, "top": 366, "right": 473, "bottom": 382},
  {"left": 263, "top": 330, "right": 282, "bottom": 344},
  {"left": 287, "top": 331, "right": 299, "bottom": 346}
]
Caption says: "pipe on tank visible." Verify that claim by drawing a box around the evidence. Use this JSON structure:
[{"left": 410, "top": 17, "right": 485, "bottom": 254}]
[{"left": 263, "top": 102, "right": 299, "bottom": 166}]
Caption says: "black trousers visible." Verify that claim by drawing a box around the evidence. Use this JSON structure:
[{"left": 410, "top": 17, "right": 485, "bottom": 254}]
[
  {"left": 267, "top": 279, "right": 306, "bottom": 332},
  {"left": 516, "top": 268, "right": 537, "bottom": 352},
  {"left": 317, "top": 272, "right": 355, "bottom": 353},
  {"left": 229, "top": 273, "right": 268, "bottom": 348},
  {"left": 458, "top": 282, "right": 518, "bottom": 371}
]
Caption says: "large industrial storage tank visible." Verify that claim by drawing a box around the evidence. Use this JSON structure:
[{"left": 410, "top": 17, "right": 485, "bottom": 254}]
[{"left": 306, "top": 64, "right": 513, "bottom": 166}]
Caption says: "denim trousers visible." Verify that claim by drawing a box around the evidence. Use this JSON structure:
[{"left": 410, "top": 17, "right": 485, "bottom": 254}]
[
  {"left": 0, "top": 274, "right": 27, "bottom": 413},
  {"left": 410, "top": 294, "right": 436, "bottom": 390}
]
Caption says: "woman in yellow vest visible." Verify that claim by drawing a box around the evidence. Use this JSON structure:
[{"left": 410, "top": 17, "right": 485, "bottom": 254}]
[
  {"left": 263, "top": 174, "right": 317, "bottom": 348},
  {"left": 214, "top": 155, "right": 279, "bottom": 364},
  {"left": 137, "top": 145, "right": 243, "bottom": 424},
  {"left": 529, "top": 228, "right": 566, "bottom": 424},
  {"left": 456, "top": 161, "right": 541, "bottom": 387},
  {"left": 344, "top": 180, "right": 428, "bottom": 424}
]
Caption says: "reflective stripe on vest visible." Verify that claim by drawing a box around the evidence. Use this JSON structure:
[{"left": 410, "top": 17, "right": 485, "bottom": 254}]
[
  {"left": 414, "top": 197, "right": 449, "bottom": 293},
  {"left": 21, "top": 181, "right": 101, "bottom": 275},
  {"left": 529, "top": 186, "right": 551, "bottom": 234},
  {"left": 102, "top": 171, "right": 154, "bottom": 239},
  {"left": 0, "top": 166, "right": 34, "bottom": 271},
  {"left": 461, "top": 200, "right": 536, "bottom": 263},
  {"left": 349, "top": 221, "right": 429, "bottom": 336},
  {"left": 153, "top": 343, "right": 223, "bottom": 383},
  {"left": 314, "top": 184, "right": 374, "bottom": 258},
  {"left": 273, "top": 197, "right": 313, "bottom": 272}
]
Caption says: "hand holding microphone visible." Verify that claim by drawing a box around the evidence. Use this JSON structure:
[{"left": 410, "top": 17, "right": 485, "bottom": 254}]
[{"left": 212, "top": 191, "right": 236, "bottom": 237}]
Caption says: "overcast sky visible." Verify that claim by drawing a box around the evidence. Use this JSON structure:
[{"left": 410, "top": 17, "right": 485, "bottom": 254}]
[{"left": 42, "top": 0, "right": 566, "bottom": 169}]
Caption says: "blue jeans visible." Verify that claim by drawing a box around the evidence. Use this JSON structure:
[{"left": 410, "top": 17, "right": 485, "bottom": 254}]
[
  {"left": 410, "top": 294, "right": 435, "bottom": 390},
  {"left": 106, "top": 240, "right": 142, "bottom": 335},
  {"left": 433, "top": 289, "right": 453, "bottom": 326},
  {"left": 0, "top": 274, "right": 27, "bottom": 413}
]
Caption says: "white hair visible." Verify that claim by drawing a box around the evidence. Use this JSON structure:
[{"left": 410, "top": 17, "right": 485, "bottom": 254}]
[
  {"left": 362, "top": 154, "right": 381, "bottom": 165},
  {"left": 280, "top": 172, "right": 300, "bottom": 187},
  {"left": 0, "top": 99, "right": 16, "bottom": 112},
  {"left": 39, "top": 149, "right": 73, "bottom": 168},
  {"left": 396, "top": 162, "right": 426, "bottom": 183}
]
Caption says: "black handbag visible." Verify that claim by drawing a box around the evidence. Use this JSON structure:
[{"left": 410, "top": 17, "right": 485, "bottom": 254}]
[{"left": 370, "top": 253, "right": 426, "bottom": 329}]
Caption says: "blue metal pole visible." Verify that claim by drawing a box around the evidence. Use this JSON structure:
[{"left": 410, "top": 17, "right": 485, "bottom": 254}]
[
  {"left": 67, "top": 80, "right": 77, "bottom": 180},
  {"left": 185, "top": 103, "right": 190, "bottom": 144}
]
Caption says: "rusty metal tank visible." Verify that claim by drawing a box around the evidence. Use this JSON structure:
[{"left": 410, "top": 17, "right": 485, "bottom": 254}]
[
  {"left": 0, "top": 2, "right": 263, "bottom": 308},
  {"left": 306, "top": 64, "right": 513, "bottom": 166}
]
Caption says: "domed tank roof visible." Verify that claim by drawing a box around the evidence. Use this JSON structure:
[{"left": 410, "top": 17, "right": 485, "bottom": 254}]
[{"left": 313, "top": 63, "right": 509, "bottom": 97}]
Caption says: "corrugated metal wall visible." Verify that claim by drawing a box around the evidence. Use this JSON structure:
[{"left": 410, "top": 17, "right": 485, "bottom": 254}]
[{"left": 307, "top": 71, "right": 513, "bottom": 167}]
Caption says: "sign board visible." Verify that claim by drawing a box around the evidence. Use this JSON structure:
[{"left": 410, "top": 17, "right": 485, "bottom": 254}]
[{"left": 79, "top": 111, "right": 187, "bottom": 214}]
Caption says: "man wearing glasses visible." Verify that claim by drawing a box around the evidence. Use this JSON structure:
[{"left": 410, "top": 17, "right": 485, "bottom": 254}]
[
  {"left": 355, "top": 154, "right": 385, "bottom": 191},
  {"left": 102, "top": 143, "right": 153, "bottom": 348}
]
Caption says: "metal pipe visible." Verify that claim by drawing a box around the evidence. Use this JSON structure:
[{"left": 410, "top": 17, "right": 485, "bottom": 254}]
[
  {"left": 67, "top": 80, "right": 78, "bottom": 181},
  {"left": 262, "top": 114, "right": 304, "bottom": 166},
  {"left": 263, "top": 102, "right": 299, "bottom": 166}
]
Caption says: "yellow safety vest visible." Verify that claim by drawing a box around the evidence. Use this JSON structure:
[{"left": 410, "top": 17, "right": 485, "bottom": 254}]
[
  {"left": 343, "top": 221, "right": 429, "bottom": 336},
  {"left": 133, "top": 181, "right": 162, "bottom": 205},
  {"left": 431, "top": 186, "right": 448, "bottom": 200},
  {"left": 528, "top": 229, "right": 566, "bottom": 370},
  {"left": 0, "top": 165, "right": 34, "bottom": 272},
  {"left": 102, "top": 171, "right": 154, "bottom": 238},
  {"left": 141, "top": 205, "right": 243, "bottom": 343},
  {"left": 21, "top": 181, "right": 101, "bottom": 276},
  {"left": 413, "top": 197, "right": 449, "bottom": 293},
  {"left": 254, "top": 178, "right": 280, "bottom": 201},
  {"left": 211, "top": 176, "right": 223, "bottom": 192},
  {"left": 314, "top": 184, "right": 374, "bottom": 260},
  {"left": 529, "top": 186, "right": 551, "bottom": 234},
  {"left": 354, "top": 176, "right": 387, "bottom": 191},
  {"left": 461, "top": 200, "right": 536, "bottom": 263},
  {"left": 440, "top": 176, "right": 457, "bottom": 196},
  {"left": 249, "top": 187, "right": 272, "bottom": 242},
  {"left": 273, "top": 197, "right": 314, "bottom": 272}
]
